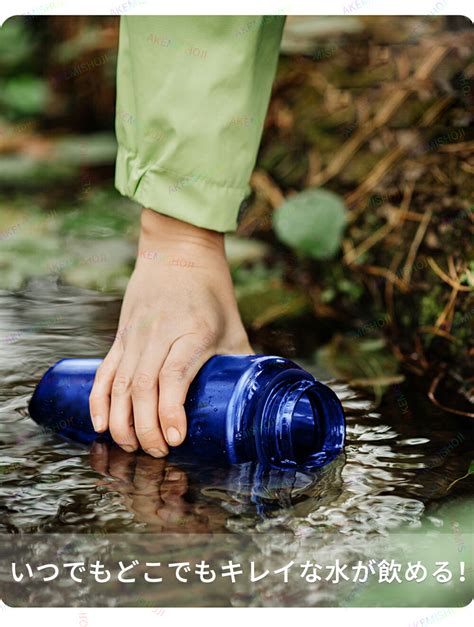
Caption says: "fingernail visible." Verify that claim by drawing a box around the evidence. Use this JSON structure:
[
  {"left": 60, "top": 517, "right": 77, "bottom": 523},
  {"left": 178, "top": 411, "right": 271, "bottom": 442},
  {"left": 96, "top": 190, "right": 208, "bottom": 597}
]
[
  {"left": 167, "top": 470, "right": 182, "bottom": 481},
  {"left": 122, "top": 444, "right": 136, "bottom": 453},
  {"left": 92, "top": 416, "right": 105, "bottom": 431},
  {"left": 166, "top": 427, "right": 181, "bottom": 446},
  {"left": 147, "top": 448, "right": 167, "bottom": 458}
]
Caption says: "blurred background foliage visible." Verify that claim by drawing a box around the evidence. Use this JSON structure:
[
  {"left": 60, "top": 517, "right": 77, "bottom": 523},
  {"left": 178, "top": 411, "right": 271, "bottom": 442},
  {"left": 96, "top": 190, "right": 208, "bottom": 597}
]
[{"left": 0, "top": 15, "right": 473, "bottom": 416}]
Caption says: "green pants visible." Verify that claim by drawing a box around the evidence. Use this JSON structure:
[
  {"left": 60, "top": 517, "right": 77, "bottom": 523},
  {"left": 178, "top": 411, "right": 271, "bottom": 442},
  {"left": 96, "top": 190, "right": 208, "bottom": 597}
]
[{"left": 115, "top": 16, "right": 285, "bottom": 232}]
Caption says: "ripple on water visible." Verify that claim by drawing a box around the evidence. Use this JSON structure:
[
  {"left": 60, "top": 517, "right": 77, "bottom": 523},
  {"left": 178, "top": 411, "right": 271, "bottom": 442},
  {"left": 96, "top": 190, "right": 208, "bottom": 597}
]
[{"left": 0, "top": 280, "right": 471, "bottom": 606}]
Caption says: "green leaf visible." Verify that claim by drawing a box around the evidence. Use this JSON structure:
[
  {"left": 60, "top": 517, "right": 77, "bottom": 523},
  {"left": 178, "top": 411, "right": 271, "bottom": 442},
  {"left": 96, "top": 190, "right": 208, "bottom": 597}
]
[
  {"left": 1, "top": 75, "right": 50, "bottom": 117},
  {"left": 0, "top": 17, "right": 35, "bottom": 71},
  {"left": 273, "top": 188, "right": 347, "bottom": 259}
]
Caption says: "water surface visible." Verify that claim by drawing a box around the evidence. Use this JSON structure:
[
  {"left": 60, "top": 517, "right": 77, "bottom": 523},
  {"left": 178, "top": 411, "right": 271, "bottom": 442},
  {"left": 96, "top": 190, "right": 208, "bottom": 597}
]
[{"left": 0, "top": 279, "right": 472, "bottom": 607}]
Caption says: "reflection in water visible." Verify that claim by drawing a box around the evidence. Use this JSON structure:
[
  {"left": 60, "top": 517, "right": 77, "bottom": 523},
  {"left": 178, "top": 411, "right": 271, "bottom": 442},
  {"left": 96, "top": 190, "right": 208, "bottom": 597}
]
[
  {"left": 89, "top": 443, "right": 227, "bottom": 533},
  {"left": 87, "top": 442, "right": 344, "bottom": 532},
  {"left": 0, "top": 279, "right": 473, "bottom": 606}
]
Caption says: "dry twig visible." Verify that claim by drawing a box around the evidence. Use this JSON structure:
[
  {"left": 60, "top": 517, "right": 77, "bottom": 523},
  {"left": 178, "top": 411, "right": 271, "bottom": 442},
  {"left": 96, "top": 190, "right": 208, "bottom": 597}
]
[
  {"left": 428, "top": 373, "right": 474, "bottom": 418},
  {"left": 402, "top": 209, "right": 432, "bottom": 284},
  {"left": 427, "top": 258, "right": 472, "bottom": 292}
]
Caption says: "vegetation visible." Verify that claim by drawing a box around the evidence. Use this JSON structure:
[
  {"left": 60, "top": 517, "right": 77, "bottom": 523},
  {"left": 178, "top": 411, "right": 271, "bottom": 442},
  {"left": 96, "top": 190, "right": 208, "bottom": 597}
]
[{"left": 0, "top": 15, "right": 472, "bottom": 415}]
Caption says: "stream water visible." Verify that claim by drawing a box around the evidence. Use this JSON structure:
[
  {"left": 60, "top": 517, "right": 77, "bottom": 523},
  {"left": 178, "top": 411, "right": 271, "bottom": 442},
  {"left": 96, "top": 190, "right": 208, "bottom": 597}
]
[{"left": 0, "top": 278, "right": 472, "bottom": 608}]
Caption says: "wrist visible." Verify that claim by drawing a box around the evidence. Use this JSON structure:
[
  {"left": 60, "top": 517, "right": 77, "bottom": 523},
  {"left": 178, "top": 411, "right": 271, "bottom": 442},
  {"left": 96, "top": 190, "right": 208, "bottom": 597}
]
[{"left": 140, "top": 208, "right": 225, "bottom": 255}]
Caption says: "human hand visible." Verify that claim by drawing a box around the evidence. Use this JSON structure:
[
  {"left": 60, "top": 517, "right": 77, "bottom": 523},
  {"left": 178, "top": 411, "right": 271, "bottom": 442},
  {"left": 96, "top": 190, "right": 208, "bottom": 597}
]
[
  {"left": 89, "top": 442, "right": 222, "bottom": 532},
  {"left": 89, "top": 208, "right": 252, "bottom": 457}
]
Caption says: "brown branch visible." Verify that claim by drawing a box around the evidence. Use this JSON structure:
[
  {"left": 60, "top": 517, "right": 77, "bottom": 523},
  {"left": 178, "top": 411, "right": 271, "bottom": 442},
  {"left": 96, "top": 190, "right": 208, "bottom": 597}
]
[
  {"left": 311, "top": 45, "right": 450, "bottom": 187},
  {"left": 402, "top": 209, "right": 432, "bottom": 284},
  {"left": 391, "top": 179, "right": 415, "bottom": 236},
  {"left": 438, "top": 140, "right": 474, "bottom": 153},
  {"left": 417, "top": 326, "right": 456, "bottom": 342},
  {"left": 385, "top": 251, "right": 406, "bottom": 335},
  {"left": 418, "top": 95, "right": 454, "bottom": 127},
  {"left": 356, "top": 264, "right": 409, "bottom": 292},
  {"left": 395, "top": 210, "right": 427, "bottom": 222},
  {"left": 428, "top": 373, "right": 474, "bottom": 418},
  {"left": 346, "top": 146, "right": 405, "bottom": 218},
  {"left": 310, "top": 124, "right": 374, "bottom": 187},
  {"left": 250, "top": 170, "right": 285, "bottom": 209},
  {"left": 427, "top": 258, "right": 472, "bottom": 292},
  {"left": 435, "top": 286, "right": 459, "bottom": 332},
  {"left": 343, "top": 220, "right": 397, "bottom": 265}
]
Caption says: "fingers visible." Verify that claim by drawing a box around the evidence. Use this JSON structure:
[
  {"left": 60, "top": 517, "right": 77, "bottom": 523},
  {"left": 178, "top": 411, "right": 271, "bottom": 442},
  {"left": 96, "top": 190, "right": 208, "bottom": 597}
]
[
  {"left": 89, "top": 441, "right": 109, "bottom": 475},
  {"left": 89, "top": 342, "right": 122, "bottom": 432},
  {"left": 134, "top": 460, "right": 189, "bottom": 528},
  {"left": 131, "top": 348, "right": 169, "bottom": 458},
  {"left": 133, "top": 454, "right": 167, "bottom": 493},
  {"left": 109, "top": 347, "right": 141, "bottom": 453},
  {"left": 107, "top": 446, "right": 137, "bottom": 483},
  {"left": 129, "top": 456, "right": 167, "bottom": 527},
  {"left": 89, "top": 441, "right": 135, "bottom": 486},
  {"left": 158, "top": 333, "right": 216, "bottom": 448},
  {"left": 159, "top": 468, "right": 188, "bottom": 502},
  {"left": 97, "top": 321, "right": 218, "bottom": 458}
]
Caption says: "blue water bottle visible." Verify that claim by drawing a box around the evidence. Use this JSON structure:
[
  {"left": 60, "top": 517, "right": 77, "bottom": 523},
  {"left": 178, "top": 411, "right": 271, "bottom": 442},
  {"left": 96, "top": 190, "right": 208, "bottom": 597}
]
[{"left": 28, "top": 355, "right": 345, "bottom": 469}]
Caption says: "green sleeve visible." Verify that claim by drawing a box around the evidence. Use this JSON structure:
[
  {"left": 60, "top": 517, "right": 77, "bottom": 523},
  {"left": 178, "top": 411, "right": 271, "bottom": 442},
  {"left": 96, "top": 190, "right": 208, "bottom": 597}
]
[{"left": 115, "top": 16, "right": 285, "bottom": 232}]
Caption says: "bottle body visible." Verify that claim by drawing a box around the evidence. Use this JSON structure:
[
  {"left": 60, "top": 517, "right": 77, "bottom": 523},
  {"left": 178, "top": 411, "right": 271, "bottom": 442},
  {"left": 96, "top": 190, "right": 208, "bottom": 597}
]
[{"left": 29, "top": 355, "right": 345, "bottom": 469}]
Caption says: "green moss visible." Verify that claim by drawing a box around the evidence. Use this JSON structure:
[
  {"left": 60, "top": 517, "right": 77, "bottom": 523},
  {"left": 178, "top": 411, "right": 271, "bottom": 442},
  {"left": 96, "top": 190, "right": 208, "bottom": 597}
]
[{"left": 419, "top": 285, "right": 445, "bottom": 328}]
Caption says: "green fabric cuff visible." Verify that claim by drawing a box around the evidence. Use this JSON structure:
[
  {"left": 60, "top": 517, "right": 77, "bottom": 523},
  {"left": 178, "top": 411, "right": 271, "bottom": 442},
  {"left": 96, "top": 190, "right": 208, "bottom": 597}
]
[
  {"left": 115, "top": 145, "right": 249, "bottom": 233},
  {"left": 114, "top": 16, "right": 285, "bottom": 233}
]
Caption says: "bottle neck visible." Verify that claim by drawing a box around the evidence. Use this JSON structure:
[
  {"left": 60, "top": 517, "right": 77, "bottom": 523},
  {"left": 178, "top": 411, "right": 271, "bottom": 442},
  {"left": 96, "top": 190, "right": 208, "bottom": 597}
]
[{"left": 256, "top": 378, "right": 345, "bottom": 469}]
